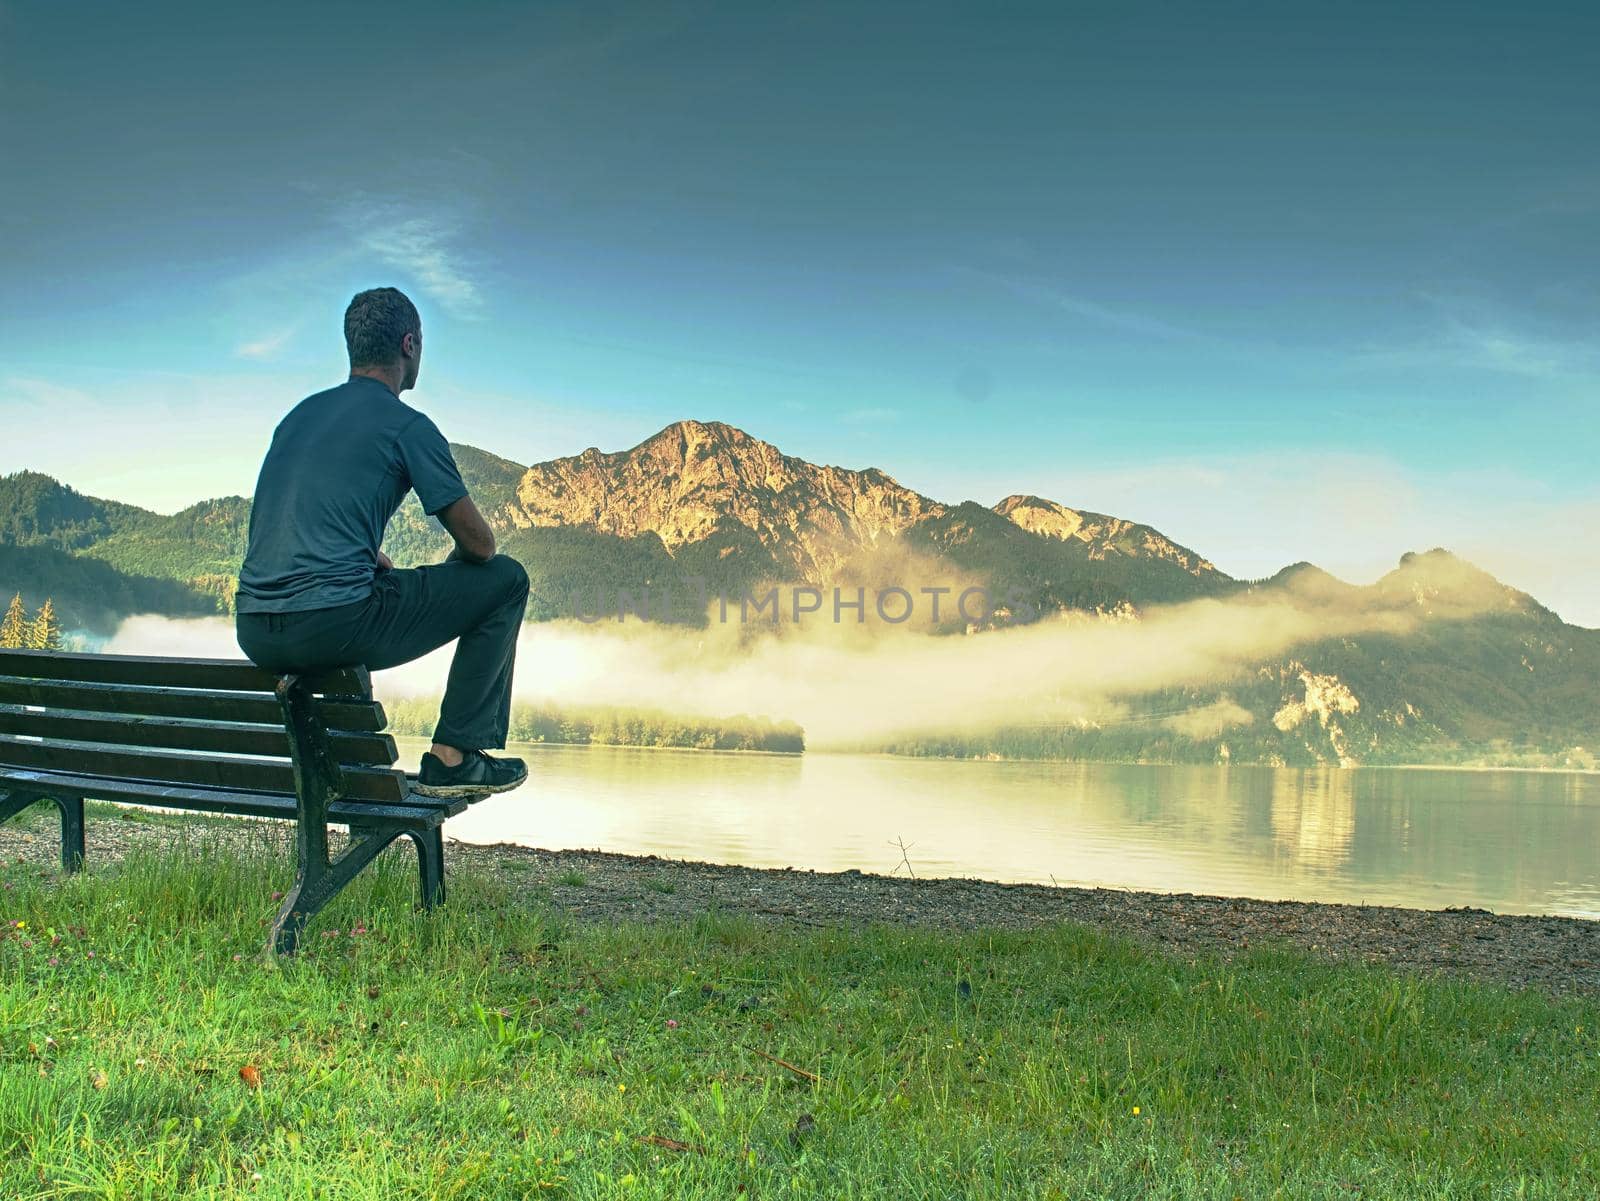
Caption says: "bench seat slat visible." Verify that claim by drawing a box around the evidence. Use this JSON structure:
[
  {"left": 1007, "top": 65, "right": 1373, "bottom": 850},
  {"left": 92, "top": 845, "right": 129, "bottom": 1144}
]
[
  {"left": 0, "top": 734, "right": 408, "bottom": 802},
  {"left": 0, "top": 649, "right": 368, "bottom": 697},
  {"left": 0, "top": 676, "right": 386, "bottom": 732},
  {"left": 0, "top": 705, "right": 398, "bottom": 765},
  {"left": 0, "top": 768, "right": 464, "bottom": 827}
]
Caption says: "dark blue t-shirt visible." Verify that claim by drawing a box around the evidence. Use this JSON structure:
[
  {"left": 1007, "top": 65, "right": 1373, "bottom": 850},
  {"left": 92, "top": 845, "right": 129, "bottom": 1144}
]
[{"left": 236, "top": 375, "right": 467, "bottom": 614}]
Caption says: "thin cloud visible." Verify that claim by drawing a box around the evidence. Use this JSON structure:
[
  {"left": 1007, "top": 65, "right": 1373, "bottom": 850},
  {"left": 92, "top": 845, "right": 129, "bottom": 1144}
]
[
  {"left": 340, "top": 198, "right": 483, "bottom": 318},
  {"left": 1354, "top": 323, "right": 1597, "bottom": 381},
  {"left": 235, "top": 325, "right": 297, "bottom": 361},
  {"left": 1444, "top": 321, "right": 1594, "bottom": 380},
  {"left": 1352, "top": 291, "right": 1600, "bottom": 382},
  {"left": 0, "top": 375, "right": 97, "bottom": 409},
  {"left": 963, "top": 268, "right": 1229, "bottom": 348},
  {"left": 980, "top": 270, "right": 1600, "bottom": 384}
]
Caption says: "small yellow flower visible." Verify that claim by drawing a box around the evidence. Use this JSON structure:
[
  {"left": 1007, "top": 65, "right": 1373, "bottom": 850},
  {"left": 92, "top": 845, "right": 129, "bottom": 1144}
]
[
  {"left": 618, "top": 1084, "right": 626, "bottom": 1093},
  {"left": 1132, "top": 1106, "right": 1141, "bottom": 1115}
]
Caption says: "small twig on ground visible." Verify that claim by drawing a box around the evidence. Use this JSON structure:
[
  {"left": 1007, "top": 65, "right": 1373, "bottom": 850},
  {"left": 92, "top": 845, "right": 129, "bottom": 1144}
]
[
  {"left": 742, "top": 1044, "right": 822, "bottom": 1084},
  {"left": 890, "top": 836, "right": 917, "bottom": 879}
]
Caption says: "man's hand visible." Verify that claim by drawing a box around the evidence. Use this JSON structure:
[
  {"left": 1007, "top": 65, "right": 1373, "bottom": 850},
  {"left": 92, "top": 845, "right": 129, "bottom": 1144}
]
[
  {"left": 376, "top": 551, "right": 395, "bottom": 572},
  {"left": 436, "top": 495, "right": 496, "bottom": 564}
]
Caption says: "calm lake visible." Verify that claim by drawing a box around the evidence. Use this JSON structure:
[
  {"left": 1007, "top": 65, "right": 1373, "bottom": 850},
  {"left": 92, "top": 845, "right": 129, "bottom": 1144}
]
[{"left": 396, "top": 739, "right": 1600, "bottom": 919}]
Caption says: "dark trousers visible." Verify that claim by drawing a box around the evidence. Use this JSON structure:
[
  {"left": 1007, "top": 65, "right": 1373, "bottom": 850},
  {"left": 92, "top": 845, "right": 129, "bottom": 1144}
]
[{"left": 236, "top": 555, "right": 530, "bottom": 750}]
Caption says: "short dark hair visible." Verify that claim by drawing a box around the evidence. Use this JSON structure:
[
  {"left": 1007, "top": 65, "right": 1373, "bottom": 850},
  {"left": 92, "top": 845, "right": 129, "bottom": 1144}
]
[{"left": 344, "top": 287, "right": 420, "bottom": 367}]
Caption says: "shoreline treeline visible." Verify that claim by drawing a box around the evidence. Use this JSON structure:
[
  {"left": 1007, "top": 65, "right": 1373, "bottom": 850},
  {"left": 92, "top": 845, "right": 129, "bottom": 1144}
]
[{"left": 384, "top": 696, "right": 805, "bottom": 754}]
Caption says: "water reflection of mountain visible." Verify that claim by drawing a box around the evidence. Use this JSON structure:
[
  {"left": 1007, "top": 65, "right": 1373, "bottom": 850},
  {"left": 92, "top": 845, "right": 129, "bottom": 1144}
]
[{"left": 1269, "top": 768, "right": 1358, "bottom": 874}]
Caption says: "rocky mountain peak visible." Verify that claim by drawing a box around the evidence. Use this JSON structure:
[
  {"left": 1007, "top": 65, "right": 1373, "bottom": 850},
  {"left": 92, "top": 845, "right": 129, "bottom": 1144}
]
[
  {"left": 1377, "top": 548, "right": 1548, "bottom": 619},
  {"left": 991, "top": 493, "right": 1217, "bottom": 578},
  {"left": 509, "top": 420, "right": 943, "bottom": 578}
]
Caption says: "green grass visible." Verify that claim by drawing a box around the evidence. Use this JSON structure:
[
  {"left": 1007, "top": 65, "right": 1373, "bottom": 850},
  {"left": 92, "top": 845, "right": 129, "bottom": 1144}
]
[{"left": 2, "top": 841, "right": 1598, "bottom": 1199}]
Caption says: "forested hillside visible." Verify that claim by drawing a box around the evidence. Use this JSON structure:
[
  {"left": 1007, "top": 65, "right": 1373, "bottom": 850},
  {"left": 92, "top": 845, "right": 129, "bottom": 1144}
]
[
  {"left": 874, "top": 554, "right": 1600, "bottom": 769},
  {"left": 0, "top": 474, "right": 223, "bottom": 630},
  {"left": 0, "top": 542, "right": 216, "bottom": 633}
]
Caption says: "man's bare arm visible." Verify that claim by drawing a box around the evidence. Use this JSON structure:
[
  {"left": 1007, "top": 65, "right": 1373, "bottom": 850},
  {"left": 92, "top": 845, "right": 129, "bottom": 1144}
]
[{"left": 436, "top": 495, "right": 497, "bottom": 564}]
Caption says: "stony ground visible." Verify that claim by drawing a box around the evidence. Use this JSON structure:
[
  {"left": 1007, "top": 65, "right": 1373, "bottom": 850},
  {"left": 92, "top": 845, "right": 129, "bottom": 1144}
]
[{"left": 4, "top": 808, "right": 1598, "bottom": 996}]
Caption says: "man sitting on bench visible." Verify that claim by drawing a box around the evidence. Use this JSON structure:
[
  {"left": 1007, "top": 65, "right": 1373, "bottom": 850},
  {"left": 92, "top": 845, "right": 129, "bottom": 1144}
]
[{"left": 235, "top": 286, "right": 530, "bottom": 799}]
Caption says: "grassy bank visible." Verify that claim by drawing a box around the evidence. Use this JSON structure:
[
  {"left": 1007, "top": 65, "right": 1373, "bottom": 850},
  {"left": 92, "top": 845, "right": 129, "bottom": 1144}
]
[{"left": 2, "top": 840, "right": 1599, "bottom": 1198}]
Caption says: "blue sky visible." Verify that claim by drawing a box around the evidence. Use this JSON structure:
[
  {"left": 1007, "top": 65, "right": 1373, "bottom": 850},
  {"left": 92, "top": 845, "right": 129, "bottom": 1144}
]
[{"left": 2, "top": 1, "right": 1597, "bottom": 622}]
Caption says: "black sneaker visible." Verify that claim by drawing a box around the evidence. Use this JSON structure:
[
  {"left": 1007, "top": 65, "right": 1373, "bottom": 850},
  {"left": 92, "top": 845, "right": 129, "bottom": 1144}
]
[{"left": 414, "top": 750, "right": 528, "bottom": 799}]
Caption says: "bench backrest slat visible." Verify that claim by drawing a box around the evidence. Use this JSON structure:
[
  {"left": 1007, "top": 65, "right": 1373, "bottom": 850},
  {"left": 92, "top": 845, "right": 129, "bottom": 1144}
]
[
  {"left": 0, "top": 705, "right": 397, "bottom": 766},
  {"left": 0, "top": 677, "right": 387, "bottom": 733},
  {"left": 0, "top": 649, "right": 368, "bottom": 697},
  {"left": 0, "top": 653, "right": 399, "bottom": 801},
  {"left": 0, "top": 734, "right": 407, "bottom": 802}
]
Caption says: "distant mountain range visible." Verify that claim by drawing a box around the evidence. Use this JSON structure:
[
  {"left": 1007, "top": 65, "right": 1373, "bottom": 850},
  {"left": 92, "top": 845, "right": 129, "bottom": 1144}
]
[{"left": 3, "top": 418, "right": 1596, "bottom": 767}]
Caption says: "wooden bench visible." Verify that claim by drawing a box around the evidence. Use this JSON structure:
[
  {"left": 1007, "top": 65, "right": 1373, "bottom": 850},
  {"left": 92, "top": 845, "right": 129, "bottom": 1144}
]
[{"left": 0, "top": 648, "right": 471, "bottom": 954}]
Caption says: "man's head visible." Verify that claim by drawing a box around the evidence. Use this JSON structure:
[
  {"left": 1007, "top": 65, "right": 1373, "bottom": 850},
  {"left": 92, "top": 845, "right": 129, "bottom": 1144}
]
[{"left": 344, "top": 287, "right": 422, "bottom": 391}]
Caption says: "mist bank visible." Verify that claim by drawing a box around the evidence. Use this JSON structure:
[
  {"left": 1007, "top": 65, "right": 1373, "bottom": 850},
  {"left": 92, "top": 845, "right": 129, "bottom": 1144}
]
[
  {"left": 103, "top": 583, "right": 1418, "bottom": 746},
  {"left": 98, "top": 558, "right": 1600, "bottom": 767}
]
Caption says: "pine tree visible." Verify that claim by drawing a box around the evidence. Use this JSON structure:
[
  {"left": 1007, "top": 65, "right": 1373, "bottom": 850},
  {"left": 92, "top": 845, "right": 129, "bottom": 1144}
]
[
  {"left": 0, "top": 594, "right": 25, "bottom": 649},
  {"left": 27, "top": 598, "right": 62, "bottom": 651}
]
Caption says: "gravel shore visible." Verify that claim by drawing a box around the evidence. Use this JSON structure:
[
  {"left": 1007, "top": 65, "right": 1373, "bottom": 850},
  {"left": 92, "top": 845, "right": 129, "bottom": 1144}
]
[{"left": 4, "top": 810, "right": 1598, "bottom": 997}]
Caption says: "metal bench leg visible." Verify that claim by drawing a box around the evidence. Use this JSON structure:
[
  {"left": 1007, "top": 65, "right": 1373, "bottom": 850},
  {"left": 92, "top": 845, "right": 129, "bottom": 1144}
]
[
  {"left": 0, "top": 790, "right": 84, "bottom": 872},
  {"left": 405, "top": 826, "right": 447, "bottom": 909},
  {"left": 270, "top": 675, "right": 449, "bottom": 955},
  {"left": 269, "top": 827, "right": 404, "bottom": 956},
  {"left": 57, "top": 794, "right": 85, "bottom": 872}
]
